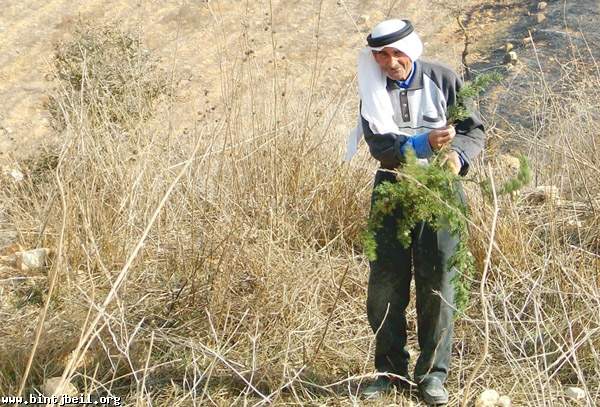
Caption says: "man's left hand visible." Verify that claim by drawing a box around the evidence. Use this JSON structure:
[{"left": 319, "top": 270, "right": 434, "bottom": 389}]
[{"left": 441, "top": 150, "right": 461, "bottom": 175}]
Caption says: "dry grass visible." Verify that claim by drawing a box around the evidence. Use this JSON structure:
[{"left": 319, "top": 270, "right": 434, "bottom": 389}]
[{"left": 0, "top": 18, "right": 599, "bottom": 407}]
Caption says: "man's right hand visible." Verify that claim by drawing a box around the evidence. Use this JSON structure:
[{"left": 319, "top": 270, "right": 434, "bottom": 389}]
[{"left": 428, "top": 126, "right": 456, "bottom": 150}]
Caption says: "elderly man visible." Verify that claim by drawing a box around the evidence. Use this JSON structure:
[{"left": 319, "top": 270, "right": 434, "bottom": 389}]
[{"left": 347, "top": 19, "right": 485, "bottom": 404}]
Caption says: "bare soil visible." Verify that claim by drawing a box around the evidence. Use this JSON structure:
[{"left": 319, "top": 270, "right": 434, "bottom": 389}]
[
  {"left": 0, "top": 0, "right": 500, "bottom": 163},
  {"left": 2, "top": 0, "right": 598, "bottom": 163}
]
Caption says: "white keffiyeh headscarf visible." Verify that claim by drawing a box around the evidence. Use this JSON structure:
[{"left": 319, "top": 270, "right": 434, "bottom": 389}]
[{"left": 345, "top": 19, "right": 424, "bottom": 161}]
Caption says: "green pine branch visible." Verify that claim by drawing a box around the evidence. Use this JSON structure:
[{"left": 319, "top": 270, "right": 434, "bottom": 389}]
[{"left": 447, "top": 71, "right": 502, "bottom": 123}]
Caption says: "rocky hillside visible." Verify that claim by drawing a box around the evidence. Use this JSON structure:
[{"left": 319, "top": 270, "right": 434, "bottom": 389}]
[{"left": 1, "top": 0, "right": 599, "bottom": 406}]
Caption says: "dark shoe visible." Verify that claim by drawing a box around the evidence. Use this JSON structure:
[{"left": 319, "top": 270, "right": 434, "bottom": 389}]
[
  {"left": 361, "top": 372, "right": 412, "bottom": 399},
  {"left": 418, "top": 377, "right": 449, "bottom": 405},
  {"left": 361, "top": 376, "right": 396, "bottom": 399}
]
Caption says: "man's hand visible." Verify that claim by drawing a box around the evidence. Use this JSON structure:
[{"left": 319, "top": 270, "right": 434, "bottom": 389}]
[
  {"left": 441, "top": 150, "right": 462, "bottom": 175},
  {"left": 428, "top": 126, "right": 456, "bottom": 150}
]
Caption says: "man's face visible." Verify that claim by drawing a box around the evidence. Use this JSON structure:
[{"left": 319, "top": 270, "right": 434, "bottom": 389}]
[{"left": 372, "top": 47, "right": 412, "bottom": 81}]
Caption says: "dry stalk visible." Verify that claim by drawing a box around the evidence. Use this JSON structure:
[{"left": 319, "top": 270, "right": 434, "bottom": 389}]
[
  {"left": 457, "top": 16, "right": 472, "bottom": 80},
  {"left": 17, "top": 135, "right": 73, "bottom": 396},
  {"left": 44, "top": 131, "right": 205, "bottom": 406},
  {"left": 461, "top": 163, "right": 498, "bottom": 407},
  {"left": 309, "top": 264, "right": 349, "bottom": 362}
]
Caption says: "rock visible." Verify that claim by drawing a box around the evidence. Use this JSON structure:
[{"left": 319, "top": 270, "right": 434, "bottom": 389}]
[
  {"left": 9, "top": 168, "right": 24, "bottom": 182},
  {"left": 500, "top": 154, "right": 521, "bottom": 172},
  {"left": 0, "top": 253, "right": 17, "bottom": 267},
  {"left": 16, "top": 248, "right": 50, "bottom": 271},
  {"left": 2, "top": 167, "right": 24, "bottom": 182},
  {"left": 357, "top": 15, "right": 369, "bottom": 25},
  {"left": 42, "top": 377, "right": 78, "bottom": 396},
  {"left": 475, "top": 389, "right": 500, "bottom": 407},
  {"left": 497, "top": 395, "right": 512, "bottom": 407},
  {"left": 536, "top": 13, "right": 546, "bottom": 23},
  {"left": 525, "top": 185, "right": 561, "bottom": 205},
  {"left": 566, "top": 219, "right": 584, "bottom": 228},
  {"left": 565, "top": 386, "right": 585, "bottom": 401},
  {"left": 59, "top": 350, "right": 94, "bottom": 370},
  {"left": 537, "top": 2, "right": 548, "bottom": 11},
  {"left": 503, "top": 51, "right": 518, "bottom": 65},
  {"left": 0, "top": 243, "right": 22, "bottom": 256}
]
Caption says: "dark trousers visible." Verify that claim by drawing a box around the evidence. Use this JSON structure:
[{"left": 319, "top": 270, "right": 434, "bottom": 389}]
[{"left": 367, "top": 169, "right": 465, "bottom": 384}]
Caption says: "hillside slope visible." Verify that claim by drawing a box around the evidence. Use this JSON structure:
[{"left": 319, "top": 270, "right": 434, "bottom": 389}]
[{"left": 1, "top": 0, "right": 599, "bottom": 406}]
